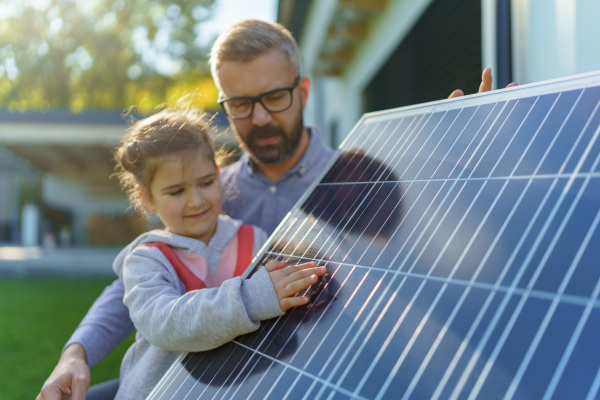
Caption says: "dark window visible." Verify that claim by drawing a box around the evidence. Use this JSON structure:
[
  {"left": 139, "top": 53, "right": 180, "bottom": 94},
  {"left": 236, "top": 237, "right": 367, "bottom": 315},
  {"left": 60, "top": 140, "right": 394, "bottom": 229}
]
[{"left": 365, "top": 0, "right": 482, "bottom": 112}]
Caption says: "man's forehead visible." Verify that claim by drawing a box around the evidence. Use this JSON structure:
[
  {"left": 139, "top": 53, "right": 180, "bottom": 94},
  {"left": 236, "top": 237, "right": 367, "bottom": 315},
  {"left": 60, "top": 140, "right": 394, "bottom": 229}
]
[{"left": 216, "top": 51, "right": 296, "bottom": 96}]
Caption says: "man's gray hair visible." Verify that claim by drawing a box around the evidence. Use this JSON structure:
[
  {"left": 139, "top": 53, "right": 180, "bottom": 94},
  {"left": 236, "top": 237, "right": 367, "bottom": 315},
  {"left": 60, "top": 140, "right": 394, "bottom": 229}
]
[{"left": 209, "top": 19, "right": 301, "bottom": 89}]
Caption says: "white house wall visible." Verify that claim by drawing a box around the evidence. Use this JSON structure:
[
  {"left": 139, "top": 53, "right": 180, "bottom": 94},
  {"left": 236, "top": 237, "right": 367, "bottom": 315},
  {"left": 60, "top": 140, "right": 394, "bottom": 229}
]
[
  {"left": 511, "top": 0, "right": 600, "bottom": 85},
  {"left": 43, "top": 174, "right": 129, "bottom": 244}
]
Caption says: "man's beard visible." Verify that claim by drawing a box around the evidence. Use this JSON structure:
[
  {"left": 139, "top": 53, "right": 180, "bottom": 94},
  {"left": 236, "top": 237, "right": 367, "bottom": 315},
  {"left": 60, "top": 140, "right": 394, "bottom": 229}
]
[{"left": 235, "top": 113, "right": 304, "bottom": 165}]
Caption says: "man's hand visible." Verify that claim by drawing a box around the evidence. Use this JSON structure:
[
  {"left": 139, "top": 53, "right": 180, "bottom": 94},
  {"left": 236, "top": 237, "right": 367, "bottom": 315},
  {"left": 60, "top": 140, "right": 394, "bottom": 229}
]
[
  {"left": 448, "top": 67, "right": 518, "bottom": 98},
  {"left": 265, "top": 260, "right": 327, "bottom": 311},
  {"left": 36, "top": 343, "right": 90, "bottom": 400}
]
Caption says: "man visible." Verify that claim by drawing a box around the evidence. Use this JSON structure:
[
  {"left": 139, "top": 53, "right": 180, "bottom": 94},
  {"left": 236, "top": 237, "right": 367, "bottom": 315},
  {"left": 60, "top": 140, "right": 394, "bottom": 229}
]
[{"left": 37, "top": 19, "right": 506, "bottom": 400}]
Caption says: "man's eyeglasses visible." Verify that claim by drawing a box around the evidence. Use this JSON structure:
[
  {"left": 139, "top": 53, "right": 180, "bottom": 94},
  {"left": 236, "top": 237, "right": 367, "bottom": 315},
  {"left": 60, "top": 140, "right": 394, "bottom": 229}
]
[{"left": 218, "top": 76, "right": 300, "bottom": 120}]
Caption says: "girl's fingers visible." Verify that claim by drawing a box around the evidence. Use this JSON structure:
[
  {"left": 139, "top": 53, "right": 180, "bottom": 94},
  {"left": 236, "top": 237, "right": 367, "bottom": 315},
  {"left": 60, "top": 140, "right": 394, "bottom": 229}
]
[
  {"left": 288, "top": 265, "right": 326, "bottom": 281},
  {"left": 264, "top": 259, "right": 286, "bottom": 272},
  {"left": 280, "top": 274, "right": 319, "bottom": 298},
  {"left": 279, "top": 295, "right": 309, "bottom": 312}
]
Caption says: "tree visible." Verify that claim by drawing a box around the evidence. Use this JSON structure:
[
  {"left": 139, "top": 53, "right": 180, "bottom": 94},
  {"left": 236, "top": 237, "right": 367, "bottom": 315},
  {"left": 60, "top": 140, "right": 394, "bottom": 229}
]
[{"left": 0, "top": 0, "right": 219, "bottom": 112}]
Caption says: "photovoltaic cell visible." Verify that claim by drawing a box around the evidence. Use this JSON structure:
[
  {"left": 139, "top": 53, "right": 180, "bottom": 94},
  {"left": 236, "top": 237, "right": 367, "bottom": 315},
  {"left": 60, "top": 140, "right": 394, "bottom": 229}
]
[{"left": 148, "top": 71, "right": 600, "bottom": 399}]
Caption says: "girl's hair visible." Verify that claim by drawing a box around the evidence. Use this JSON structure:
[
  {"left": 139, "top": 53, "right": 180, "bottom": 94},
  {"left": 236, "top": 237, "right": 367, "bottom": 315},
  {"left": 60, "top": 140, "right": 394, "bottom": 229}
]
[
  {"left": 209, "top": 19, "right": 301, "bottom": 90},
  {"left": 114, "top": 107, "right": 217, "bottom": 217}
]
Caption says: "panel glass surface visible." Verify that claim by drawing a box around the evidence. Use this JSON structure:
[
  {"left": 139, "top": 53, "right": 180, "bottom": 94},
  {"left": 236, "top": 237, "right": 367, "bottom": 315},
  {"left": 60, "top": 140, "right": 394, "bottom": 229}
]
[{"left": 148, "top": 71, "right": 600, "bottom": 400}]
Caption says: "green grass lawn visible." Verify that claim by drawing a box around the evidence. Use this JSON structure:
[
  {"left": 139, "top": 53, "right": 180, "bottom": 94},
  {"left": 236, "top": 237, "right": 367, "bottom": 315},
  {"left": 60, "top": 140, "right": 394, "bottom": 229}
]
[{"left": 0, "top": 277, "right": 135, "bottom": 400}]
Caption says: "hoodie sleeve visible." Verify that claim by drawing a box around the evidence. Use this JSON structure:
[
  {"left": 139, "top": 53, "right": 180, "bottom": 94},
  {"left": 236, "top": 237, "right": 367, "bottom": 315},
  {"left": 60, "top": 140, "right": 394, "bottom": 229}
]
[{"left": 119, "top": 245, "right": 283, "bottom": 353}]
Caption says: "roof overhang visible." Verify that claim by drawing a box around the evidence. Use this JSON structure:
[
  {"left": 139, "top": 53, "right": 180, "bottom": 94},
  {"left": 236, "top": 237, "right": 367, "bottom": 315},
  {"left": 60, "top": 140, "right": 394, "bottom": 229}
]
[
  {"left": 279, "top": 0, "right": 387, "bottom": 76},
  {"left": 0, "top": 111, "right": 233, "bottom": 195}
]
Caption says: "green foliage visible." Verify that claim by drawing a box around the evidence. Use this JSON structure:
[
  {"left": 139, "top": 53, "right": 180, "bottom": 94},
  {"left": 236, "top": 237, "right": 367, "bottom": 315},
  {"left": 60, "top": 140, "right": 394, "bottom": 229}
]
[
  {"left": 0, "top": 277, "right": 134, "bottom": 400},
  {"left": 0, "top": 0, "right": 218, "bottom": 112}
]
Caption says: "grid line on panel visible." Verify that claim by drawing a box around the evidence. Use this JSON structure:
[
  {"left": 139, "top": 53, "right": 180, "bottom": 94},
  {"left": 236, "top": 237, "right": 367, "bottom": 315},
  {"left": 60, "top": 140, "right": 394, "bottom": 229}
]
[
  {"left": 148, "top": 354, "right": 184, "bottom": 399},
  {"left": 588, "top": 371, "right": 600, "bottom": 400},
  {"left": 355, "top": 120, "right": 405, "bottom": 181},
  {"left": 280, "top": 373, "right": 303, "bottom": 400},
  {"left": 375, "top": 116, "right": 422, "bottom": 180},
  {"left": 319, "top": 184, "right": 472, "bottom": 395},
  {"left": 564, "top": 99, "right": 600, "bottom": 192},
  {"left": 313, "top": 171, "right": 600, "bottom": 188},
  {"left": 485, "top": 98, "right": 538, "bottom": 176},
  {"left": 432, "top": 91, "right": 585, "bottom": 398},
  {"left": 447, "top": 175, "right": 557, "bottom": 397},
  {"left": 174, "top": 352, "right": 230, "bottom": 399},
  {"left": 447, "top": 101, "right": 506, "bottom": 177},
  {"left": 369, "top": 180, "right": 500, "bottom": 398},
  {"left": 413, "top": 109, "right": 465, "bottom": 179},
  {"left": 372, "top": 181, "right": 448, "bottom": 267},
  {"left": 399, "top": 110, "right": 452, "bottom": 178},
  {"left": 468, "top": 98, "right": 538, "bottom": 178},
  {"left": 263, "top": 248, "right": 600, "bottom": 310},
  {"left": 391, "top": 113, "right": 434, "bottom": 174},
  {"left": 300, "top": 380, "right": 319, "bottom": 400},
  {"left": 397, "top": 178, "right": 514, "bottom": 399},
  {"left": 226, "top": 341, "right": 371, "bottom": 400},
  {"left": 153, "top": 355, "right": 200, "bottom": 399},
  {"left": 494, "top": 93, "right": 560, "bottom": 176},
  {"left": 467, "top": 107, "right": 600, "bottom": 399},
  {"left": 532, "top": 90, "right": 584, "bottom": 177},
  {"left": 533, "top": 186, "right": 600, "bottom": 399},
  {"left": 299, "top": 268, "right": 380, "bottom": 372},
  {"left": 430, "top": 105, "right": 480, "bottom": 178},
  {"left": 309, "top": 184, "right": 456, "bottom": 397},
  {"left": 510, "top": 175, "right": 600, "bottom": 389},
  {"left": 353, "top": 183, "right": 406, "bottom": 265}
]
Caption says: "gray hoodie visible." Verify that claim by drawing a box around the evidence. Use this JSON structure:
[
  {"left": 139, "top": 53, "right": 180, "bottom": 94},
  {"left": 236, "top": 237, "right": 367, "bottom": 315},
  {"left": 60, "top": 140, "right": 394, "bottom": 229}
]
[{"left": 112, "top": 215, "right": 283, "bottom": 400}]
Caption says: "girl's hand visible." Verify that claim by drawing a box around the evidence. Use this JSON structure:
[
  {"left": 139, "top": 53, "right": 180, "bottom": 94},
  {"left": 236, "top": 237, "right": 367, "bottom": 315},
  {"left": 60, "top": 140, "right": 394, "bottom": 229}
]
[{"left": 264, "top": 260, "right": 327, "bottom": 311}]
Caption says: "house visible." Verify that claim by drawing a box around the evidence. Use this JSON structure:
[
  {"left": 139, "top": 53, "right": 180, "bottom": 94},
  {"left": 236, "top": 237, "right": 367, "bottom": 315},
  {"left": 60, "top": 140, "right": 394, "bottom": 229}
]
[
  {"left": 0, "top": 110, "right": 135, "bottom": 246},
  {"left": 0, "top": 110, "right": 230, "bottom": 247},
  {"left": 277, "top": 0, "right": 600, "bottom": 147}
]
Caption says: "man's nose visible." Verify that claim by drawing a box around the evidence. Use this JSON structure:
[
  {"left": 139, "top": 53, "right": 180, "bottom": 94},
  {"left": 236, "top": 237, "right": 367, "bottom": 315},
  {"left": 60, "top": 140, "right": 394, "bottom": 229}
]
[{"left": 250, "top": 101, "right": 273, "bottom": 126}]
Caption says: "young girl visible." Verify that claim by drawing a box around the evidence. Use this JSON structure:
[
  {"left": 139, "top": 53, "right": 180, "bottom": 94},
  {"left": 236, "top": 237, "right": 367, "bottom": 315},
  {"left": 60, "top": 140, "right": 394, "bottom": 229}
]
[{"left": 111, "top": 107, "right": 326, "bottom": 400}]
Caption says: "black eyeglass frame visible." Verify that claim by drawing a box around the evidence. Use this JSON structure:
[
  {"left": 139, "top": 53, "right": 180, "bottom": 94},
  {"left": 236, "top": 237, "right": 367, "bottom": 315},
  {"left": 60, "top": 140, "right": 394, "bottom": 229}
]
[{"left": 218, "top": 76, "right": 301, "bottom": 120}]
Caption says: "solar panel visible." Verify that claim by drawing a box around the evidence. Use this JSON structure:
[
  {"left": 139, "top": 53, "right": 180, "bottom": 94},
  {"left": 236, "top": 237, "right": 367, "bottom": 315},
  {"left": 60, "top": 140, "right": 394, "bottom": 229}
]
[{"left": 148, "top": 70, "right": 600, "bottom": 400}]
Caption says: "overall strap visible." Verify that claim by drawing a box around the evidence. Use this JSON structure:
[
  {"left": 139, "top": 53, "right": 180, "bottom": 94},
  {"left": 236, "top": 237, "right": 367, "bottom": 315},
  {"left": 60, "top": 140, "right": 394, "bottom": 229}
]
[
  {"left": 143, "top": 242, "right": 207, "bottom": 292},
  {"left": 234, "top": 224, "right": 254, "bottom": 277}
]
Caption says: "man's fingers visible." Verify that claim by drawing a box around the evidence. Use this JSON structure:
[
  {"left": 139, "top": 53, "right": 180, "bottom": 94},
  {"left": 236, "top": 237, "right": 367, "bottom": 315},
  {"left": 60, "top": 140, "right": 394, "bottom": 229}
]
[
  {"left": 478, "top": 67, "right": 493, "bottom": 93},
  {"left": 36, "top": 386, "right": 62, "bottom": 400},
  {"left": 506, "top": 82, "right": 518, "bottom": 88},
  {"left": 448, "top": 89, "right": 464, "bottom": 99},
  {"left": 70, "top": 375, "right": 89, "bottom": 400}
]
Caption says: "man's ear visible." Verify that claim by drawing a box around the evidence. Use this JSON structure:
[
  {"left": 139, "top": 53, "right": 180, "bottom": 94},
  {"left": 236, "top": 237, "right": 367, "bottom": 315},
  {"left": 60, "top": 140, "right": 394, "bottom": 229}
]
[
  {"left": 136, "top": 185, "right": 156, "bottom": 215},
  {"left": 299, "top": 76, "right": 310, "bottom": 109}
]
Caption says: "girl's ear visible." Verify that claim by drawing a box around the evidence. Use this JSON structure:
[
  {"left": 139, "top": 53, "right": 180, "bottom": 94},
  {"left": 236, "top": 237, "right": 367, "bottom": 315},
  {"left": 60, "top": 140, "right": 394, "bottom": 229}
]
[{"left": 136, "top": 185, "right": 156, "bottom": 215}]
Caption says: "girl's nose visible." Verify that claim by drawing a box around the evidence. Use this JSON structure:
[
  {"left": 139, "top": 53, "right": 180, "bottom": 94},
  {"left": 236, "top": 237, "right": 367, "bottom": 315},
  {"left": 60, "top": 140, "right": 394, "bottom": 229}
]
[{"left": 187, "top": 189, "right": 205, "bottom": 208}]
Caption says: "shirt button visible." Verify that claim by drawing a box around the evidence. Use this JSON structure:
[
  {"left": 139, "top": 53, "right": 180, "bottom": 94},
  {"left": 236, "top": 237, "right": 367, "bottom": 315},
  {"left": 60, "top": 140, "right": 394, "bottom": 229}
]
[
  {"left": 269, "top": 185, "right": 277, "bottom": 193},
  {"left": 299, "top": 167, "right": 306, "bottom": 174}
]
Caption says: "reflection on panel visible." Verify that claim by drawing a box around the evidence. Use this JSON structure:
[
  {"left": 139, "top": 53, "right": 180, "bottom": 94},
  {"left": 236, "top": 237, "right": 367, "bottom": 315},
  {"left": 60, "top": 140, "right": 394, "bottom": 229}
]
[{"left": 149, "top": 71, "right": 600, "bottom": 399}]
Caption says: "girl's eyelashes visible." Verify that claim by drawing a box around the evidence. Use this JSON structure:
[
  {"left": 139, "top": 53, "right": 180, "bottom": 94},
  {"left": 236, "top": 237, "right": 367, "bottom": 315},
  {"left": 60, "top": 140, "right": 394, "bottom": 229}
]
[
  {"left": 168, "top": 188, "right": 184, "bottom": 196},
  {"left": 200, "top": 178, "right": 215, "bottom": 187}
]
